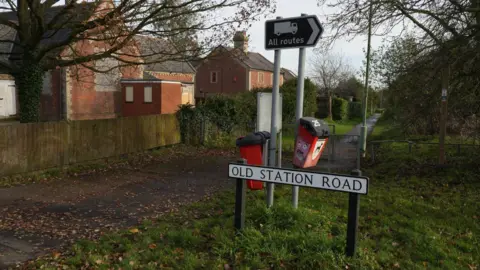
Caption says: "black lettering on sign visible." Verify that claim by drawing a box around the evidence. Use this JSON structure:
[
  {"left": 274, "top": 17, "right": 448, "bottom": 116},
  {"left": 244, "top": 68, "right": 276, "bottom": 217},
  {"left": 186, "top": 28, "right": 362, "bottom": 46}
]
[
  {"left": 275, "top": 172, "right": 283, "bottom": 182},
  {"left": 284, "top": 172, "right": 291, "bottom": 183},
  {"left": 323, "top": 176, "right": 330, "bottom": 187},
  {"left": 295, "top": 173, "right": 303, "bottom": 184},
  {"left": 353, "top": 180, "right": 362, "bottom": 191},
  {"left": 239, "top": 167, "right": 246, "bottom": 177},
  {"left": 342, "top": 179, "right": 352, "bottom": 190},
  {"left": 332, "top": 178, "right": 341, "bottom": 188},
  {"left": 232, "top": 167, "right": 239, "bottom": 176},
  {"left": 246, "top": 168, "right": 253, "bottom": 178},
  {"left": 260, "top": 170, "right": 266, "bottom": 179},
  {"left": 305, "top": 174, "right": 313, "bottom": 185},
  {"left": 266, "top": 170, "right": 273, "bottom": 179}
]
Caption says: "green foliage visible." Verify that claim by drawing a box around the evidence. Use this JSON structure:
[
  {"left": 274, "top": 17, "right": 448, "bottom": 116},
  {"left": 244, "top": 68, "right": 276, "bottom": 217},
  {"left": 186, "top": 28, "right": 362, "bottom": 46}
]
[
  {"left": 16, "top": 63, "right": 44, "bottom": 123},
  {"left": 331, "top": 97, "right": 348, "bottom": 121},
  {"left": 202, "top": 95, "right": 236, "bottom": 133},
  {"left": 280, "top": 78, "right": 317, "bottom": 123},
  {"left": 177, "top": 79, "right": 318, "bottom": 147},
  {"left": 176, "top": 104, "right": 202, "bottom": 144},
  {"left": 348, "top": 102, "right": 362, "bottom": 119}
]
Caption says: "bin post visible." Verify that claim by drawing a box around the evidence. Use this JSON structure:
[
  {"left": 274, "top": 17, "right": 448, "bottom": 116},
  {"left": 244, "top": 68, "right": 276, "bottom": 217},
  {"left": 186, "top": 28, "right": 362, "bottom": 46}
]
[
  {"left": 234, "top": 159, "right": 247, "bottom": 232},
  {"left": 346, "top": 169, "right": 361, "bottom": 257}
]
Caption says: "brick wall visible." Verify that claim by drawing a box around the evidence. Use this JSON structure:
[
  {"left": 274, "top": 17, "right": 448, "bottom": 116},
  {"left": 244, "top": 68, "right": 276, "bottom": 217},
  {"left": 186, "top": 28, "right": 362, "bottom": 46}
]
[
  {"left": 121, "top": 82, "right": 161, "bottom": 117},
  {"left": 64, "top": 39, "right": 143, "bottom": 120},
  {"left": 195, "top": 52, "right": 247, "bottom": 98},
  {"left": 249, "top": 70, "right": 284, "bottom": 89},
  {"left": 160, "top": 83, "right": 182, "bottom": 114},
  {"left": 121, "top": 81, "right": 182, "bottom": 116}
]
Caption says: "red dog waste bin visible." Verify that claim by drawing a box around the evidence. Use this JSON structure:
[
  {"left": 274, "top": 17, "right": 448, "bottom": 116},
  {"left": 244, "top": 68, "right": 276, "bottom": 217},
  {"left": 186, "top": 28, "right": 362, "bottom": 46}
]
[
  {"left": 236, "top": 131, "right": 271, "bottom": 190},
  {"left": 293, "top": 117, "right": 329, "bottom": 168}
]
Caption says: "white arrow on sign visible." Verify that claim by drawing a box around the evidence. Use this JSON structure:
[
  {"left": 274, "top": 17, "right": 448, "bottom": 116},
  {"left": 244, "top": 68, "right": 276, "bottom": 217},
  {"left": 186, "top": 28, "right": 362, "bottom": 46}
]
[{"left": 307, "top": 18, "right": 320, "bottom": 45}]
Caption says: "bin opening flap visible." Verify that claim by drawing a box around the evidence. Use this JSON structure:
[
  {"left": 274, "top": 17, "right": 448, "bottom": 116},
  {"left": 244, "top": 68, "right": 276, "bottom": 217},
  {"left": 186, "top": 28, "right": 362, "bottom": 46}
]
[
  {"left": 236, "top": 131, "right": 270, "bottom": 146},
  {"left": 299, "top": 117, "right": 329, "bottom": 137}
]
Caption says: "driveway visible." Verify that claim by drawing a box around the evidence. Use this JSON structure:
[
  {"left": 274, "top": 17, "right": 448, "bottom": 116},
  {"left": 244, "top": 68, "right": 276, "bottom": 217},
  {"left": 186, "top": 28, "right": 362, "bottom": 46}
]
[{"left": 0, "top": 147, "right": 236, "bottom": 268}]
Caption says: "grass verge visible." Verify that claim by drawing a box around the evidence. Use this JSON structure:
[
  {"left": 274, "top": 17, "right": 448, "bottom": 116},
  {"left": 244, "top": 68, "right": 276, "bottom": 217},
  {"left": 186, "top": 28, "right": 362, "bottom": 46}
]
[{"left": 28, "top": 144, "right": 480, "bottom": 269}]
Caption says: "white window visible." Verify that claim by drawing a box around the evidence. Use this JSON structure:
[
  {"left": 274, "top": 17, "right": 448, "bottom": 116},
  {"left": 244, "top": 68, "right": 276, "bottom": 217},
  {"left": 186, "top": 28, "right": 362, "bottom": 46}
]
[
  {"left": 210, "top": 71, "right": 218, "bottom": 83},
  {"left": 144, "top": 86, "right": 152, "bottom": 103},
  {"left": 258, "top": 72, "right": 264, "bottom": 83},
  {"left": 125, "top": 86, "right": 133, "bottom": 102}
]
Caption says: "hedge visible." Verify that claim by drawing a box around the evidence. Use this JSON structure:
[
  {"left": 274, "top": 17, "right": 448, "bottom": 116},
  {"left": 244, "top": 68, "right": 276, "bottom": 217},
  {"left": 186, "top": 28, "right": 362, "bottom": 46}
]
[
  {"left": 348, "top": 102, "right": 362, "bottom": 119},
  {"left": 332, "top": 97, "right": 348, "bottom": 121}
]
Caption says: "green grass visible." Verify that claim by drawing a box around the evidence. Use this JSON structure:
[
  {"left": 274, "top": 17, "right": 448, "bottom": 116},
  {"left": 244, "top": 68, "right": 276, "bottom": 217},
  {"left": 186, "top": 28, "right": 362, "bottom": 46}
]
[{"left": 30, "top": 144, "right": 480, "bottom": 269}]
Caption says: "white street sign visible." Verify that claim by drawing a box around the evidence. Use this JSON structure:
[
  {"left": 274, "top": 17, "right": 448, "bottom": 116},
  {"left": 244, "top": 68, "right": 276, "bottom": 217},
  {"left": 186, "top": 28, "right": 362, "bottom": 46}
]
[{"left": 229, "top": 164, "right": 368, "bottom": 195}]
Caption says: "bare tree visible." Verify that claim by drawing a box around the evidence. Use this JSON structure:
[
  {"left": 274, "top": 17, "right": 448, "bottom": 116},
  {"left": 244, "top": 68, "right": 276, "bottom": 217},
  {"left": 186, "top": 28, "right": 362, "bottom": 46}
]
[
  {"left": 309, "top": 50, "right": 353, "bottom": 120},
  {"left": 0, "top": 0, "right": 275, "bottom": 122},
  {"left": 318, "top": 0, "right": 480, "bottom": 164}
]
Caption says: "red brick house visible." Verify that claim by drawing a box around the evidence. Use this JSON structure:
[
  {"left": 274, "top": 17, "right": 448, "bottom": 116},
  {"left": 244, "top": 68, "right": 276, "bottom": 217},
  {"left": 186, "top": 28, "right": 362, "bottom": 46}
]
[
  {"left": 134, "top": 35, "right": 196, "bottom": 106},
  {"left": 0, "top": 1, "right": 144, "bottom": 121},
  {"left": 121, "top": 79, "right": 182, "bottom": 117},
  {"left": 195, "top": 31, "right": 285, "bottom": 102}
]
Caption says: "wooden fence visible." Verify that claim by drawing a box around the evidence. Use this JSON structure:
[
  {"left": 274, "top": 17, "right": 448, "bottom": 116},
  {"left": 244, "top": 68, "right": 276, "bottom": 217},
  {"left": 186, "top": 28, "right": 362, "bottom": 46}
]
[{"left": 0, "top": 114, "right": 181, "bottom": 176}]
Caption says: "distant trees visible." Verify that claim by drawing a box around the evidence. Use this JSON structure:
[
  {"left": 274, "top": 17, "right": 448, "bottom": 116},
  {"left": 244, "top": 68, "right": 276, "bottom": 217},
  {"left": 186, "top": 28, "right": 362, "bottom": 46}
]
[{"left": 310, "top": 51, "right": 353, "bottom": 119}]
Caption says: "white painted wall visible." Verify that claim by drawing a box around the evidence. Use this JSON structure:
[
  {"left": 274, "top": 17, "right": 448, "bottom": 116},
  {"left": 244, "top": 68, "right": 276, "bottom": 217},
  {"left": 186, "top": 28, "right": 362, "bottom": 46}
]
[{"left": 0, "top": 80, "right": 16, "bottom": 117}]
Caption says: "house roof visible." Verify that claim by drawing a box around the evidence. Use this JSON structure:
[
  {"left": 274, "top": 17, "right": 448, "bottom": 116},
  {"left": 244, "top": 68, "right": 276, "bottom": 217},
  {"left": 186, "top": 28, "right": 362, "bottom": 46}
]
[
  {"left": 134, "top": 35, "right": 195, "bottom": 74},
  {"left": 203, "top": 46, "right": 283, "bottom": 73},
  {"left": 0, "top": 3, "right": 98, "bottom": 60},
  {"left": 281, "top": 68, "right": 297, "bottom": 80}
]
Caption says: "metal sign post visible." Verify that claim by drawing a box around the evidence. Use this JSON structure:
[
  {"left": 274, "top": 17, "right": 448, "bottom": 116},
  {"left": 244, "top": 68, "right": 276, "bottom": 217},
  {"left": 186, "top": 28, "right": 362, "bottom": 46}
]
[
  {"left": 264, "top": 14, "right": 323, "bottom": 208},
  {"left": 292, "top": 13, "right": 308, "bottom": 209},
  {"left": 229, "top": 163, "right": 368, "bottom": 257}
]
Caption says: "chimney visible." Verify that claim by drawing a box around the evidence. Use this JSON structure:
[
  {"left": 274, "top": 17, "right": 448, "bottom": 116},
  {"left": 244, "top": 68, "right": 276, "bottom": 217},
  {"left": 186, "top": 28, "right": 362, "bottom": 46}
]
[{"left": 233, "top": 31, "right": 248, "bottom": 54}]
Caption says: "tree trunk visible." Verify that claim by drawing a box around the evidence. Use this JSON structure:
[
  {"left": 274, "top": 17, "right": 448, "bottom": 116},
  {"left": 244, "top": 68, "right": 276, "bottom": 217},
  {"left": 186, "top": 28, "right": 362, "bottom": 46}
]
[
  {"left": 328, "top": 92, "right": 333, "bottom": 120},
  {"left": 16, "top": 61, "right": 44, "bottom": 123}
]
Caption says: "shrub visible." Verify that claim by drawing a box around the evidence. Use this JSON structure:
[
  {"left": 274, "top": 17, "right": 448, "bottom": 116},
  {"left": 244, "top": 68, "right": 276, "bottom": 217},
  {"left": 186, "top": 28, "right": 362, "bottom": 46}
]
[
  {"left": 348, "top": 102, "right": 362, "bottom": 119},
  {"left": 332, "top": 97, "right": 348, "bottom": 120},
  {"left": 280, "top": 78, "right": 317, "bottom": 123},
  {"left": 202, "top": 94, "right": 236, "bottom": 133}
]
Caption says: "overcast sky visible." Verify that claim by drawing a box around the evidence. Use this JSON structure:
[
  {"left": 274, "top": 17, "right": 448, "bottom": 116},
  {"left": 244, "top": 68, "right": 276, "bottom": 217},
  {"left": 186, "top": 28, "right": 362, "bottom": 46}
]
[{"left": 244, "top": 0, "right": 385, "bottom": 77}]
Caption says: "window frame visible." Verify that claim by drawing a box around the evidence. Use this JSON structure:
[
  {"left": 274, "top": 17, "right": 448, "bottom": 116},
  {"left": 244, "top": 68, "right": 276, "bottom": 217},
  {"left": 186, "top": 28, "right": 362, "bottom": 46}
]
[
  {"left": 258, "top": 72, "right": 264, "bottom": 83},
  {"left": 210, "top": 71, "right": 218, "bottom": 83},
  {"left": 125, "top": 86, "right": 134, "bottom": 103},
  {"left": 144, "top": 86, "right": 153, "bottom": 103}
]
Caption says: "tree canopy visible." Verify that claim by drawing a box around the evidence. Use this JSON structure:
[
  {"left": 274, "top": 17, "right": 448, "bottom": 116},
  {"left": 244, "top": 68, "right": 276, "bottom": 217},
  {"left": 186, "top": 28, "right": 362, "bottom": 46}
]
[{"left": 0, "top": 0, "right": 275, "bottom": 122}]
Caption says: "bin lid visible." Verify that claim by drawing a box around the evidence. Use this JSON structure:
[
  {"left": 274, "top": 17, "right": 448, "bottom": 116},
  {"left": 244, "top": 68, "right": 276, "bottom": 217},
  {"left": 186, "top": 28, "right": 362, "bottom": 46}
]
[
  {"left": 299, "top": 117, "right": 329, "bottom": 137},
  {"left": 236, "top": 131, "right": 270, "bottom": 146},
  {"left": 254, "top": 131, "right": 271, "bottom": 140}
]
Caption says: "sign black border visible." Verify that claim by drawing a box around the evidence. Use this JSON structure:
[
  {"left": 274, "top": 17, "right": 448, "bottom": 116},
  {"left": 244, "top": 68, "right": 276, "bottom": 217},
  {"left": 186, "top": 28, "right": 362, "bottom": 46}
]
[
  {"left": 228, "top": 162, "right": 369, "bottom": 195},
  {"left": 264, "top": 15, "right": 323, "bottom": 50}
]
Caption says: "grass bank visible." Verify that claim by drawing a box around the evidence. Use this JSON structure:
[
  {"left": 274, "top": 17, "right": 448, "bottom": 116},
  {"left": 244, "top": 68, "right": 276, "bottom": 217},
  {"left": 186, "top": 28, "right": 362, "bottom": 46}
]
[{"left": 29, "top": 143, "right": 480, "bottom": 269}]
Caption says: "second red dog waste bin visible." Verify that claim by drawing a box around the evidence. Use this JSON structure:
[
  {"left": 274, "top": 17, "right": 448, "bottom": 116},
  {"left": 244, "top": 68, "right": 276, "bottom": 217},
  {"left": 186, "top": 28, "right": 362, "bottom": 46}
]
[{"left": 293, "top": 117, "right": 329, "bottom": 168}]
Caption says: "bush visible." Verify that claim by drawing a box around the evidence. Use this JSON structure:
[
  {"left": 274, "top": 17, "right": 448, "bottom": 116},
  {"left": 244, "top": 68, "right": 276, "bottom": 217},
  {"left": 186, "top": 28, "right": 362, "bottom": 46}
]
[
  {"left": 280, "top": 78, "right": 317, "bottom": 123},
  {"left": 332, "top": 97, "right": 348, "bottom": 120},
  {"left": 201, "top": 94, "right": 237, "bottom": 133},
  {"left": 375, "top": 108, "right": 385, "bottom": 114},
  {"left": 348, "top": 102, "right": 362, "bottom": 119}
]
